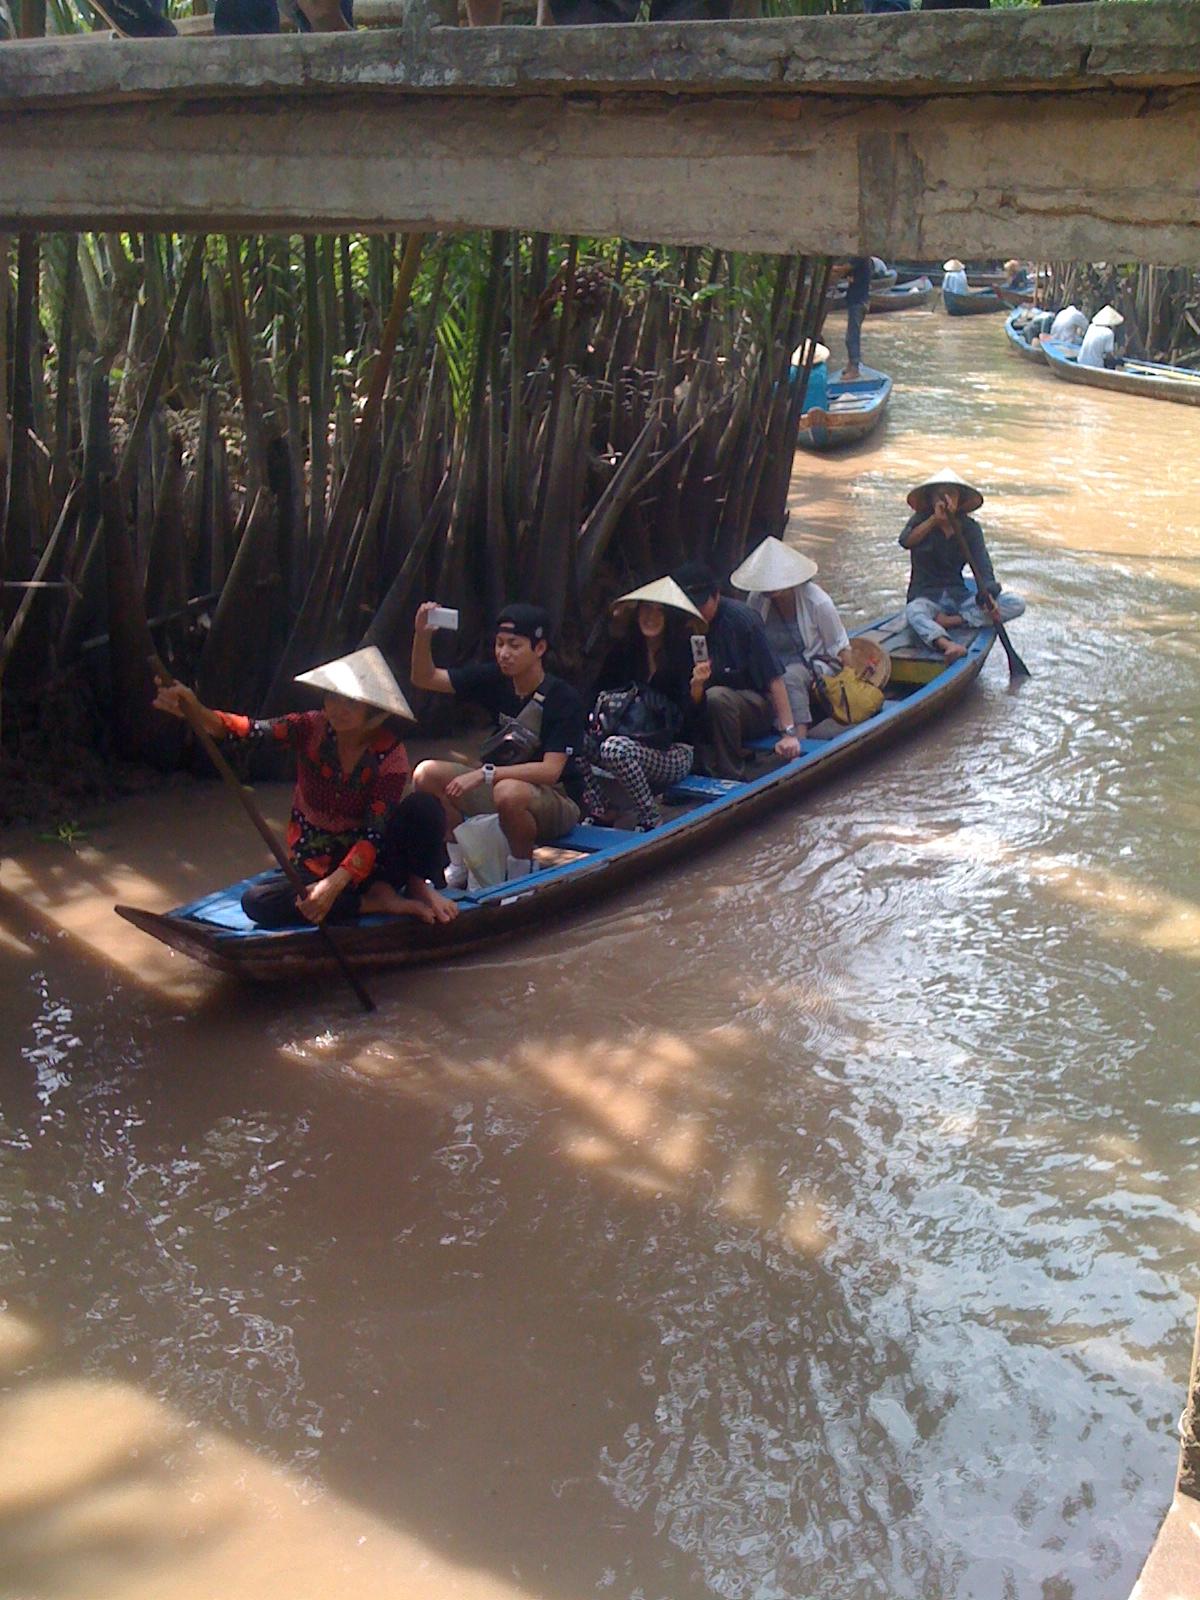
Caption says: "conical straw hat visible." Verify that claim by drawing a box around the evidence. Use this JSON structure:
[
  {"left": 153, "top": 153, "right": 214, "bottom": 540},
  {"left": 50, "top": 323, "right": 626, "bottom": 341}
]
[
  {"left": 294, "top": 645, "right": 415, "bottom": 720},
  {"left": 942, "top": 259, "right": 966, "bottom": 273},
  {"left": 730, "top": 536, "right": 818, "bottom": 592},
  {"left": 612, "top": 575, "right": 705, "bottom": 622},
  {"left": 791, "top": 340, "right": 830, "bottom": 368},
  {"left": 1092, "top": 304, "right": 1124, "bottom": 328},
  {"left": 906, "top": 468, "right": 984, "bottom": 516}
]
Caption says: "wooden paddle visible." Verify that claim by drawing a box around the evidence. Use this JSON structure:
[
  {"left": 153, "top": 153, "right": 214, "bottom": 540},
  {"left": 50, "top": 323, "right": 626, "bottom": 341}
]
[
  {"left": 149, "top": 656, "right": 376, "bottom": 1012},
  {"left": 952, "top": 530, "right": 1030, "bottom": 680}
]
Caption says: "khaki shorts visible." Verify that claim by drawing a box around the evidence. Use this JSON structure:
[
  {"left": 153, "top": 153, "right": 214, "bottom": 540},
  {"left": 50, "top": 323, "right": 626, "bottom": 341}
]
[{"left": 445, "top": 763, "right": 581, "bottom": 842}]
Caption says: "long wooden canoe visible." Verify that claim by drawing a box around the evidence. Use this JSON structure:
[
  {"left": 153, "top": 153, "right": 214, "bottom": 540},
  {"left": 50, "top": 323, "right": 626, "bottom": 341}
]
[
  {"left": 1041, "top": 338, "right": 1200, "bottom": 406},
  {"left": 944, "top": 286, "right": 1007, "bottom": 317},
  {"left": 869, "top": 275, "right": 934, "bottom": 313},
  {"left": 828, "top": 267, "right": 898, "bottom": 306},
  {"left": 1003, "top": 309, "right": 1048, "bottom": 364},
  {"left": 115, "top": 615, "right": 997, "bottom": 984},
  {"left": 796, "top": 364, "right": 892, "bottom": 450},
  {"left": 995, "top": 284, "right": 1036, "bottom": 309}
]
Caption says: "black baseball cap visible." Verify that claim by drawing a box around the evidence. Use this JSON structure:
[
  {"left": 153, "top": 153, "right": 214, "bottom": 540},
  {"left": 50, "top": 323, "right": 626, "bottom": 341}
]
[
  {"left": 495, "top": 603, "right": 551, "bottom": 644},
  {"left": 673, "top": 561, "right": 719, "bottom": 607}
]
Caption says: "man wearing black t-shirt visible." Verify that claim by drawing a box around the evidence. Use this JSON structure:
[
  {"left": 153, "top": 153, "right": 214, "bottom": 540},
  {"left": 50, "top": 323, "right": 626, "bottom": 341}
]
[
  {"left": 411, "top": 602, "right": 586, "bottom": 886},
  {"left": 674, "top": 562, "right": 803, "bottom": 782}
]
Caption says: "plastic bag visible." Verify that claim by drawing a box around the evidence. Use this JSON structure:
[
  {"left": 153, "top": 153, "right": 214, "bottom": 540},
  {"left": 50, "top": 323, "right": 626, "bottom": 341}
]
[{"left": 453, "top": 813, "right": 510, "bottom": 891}]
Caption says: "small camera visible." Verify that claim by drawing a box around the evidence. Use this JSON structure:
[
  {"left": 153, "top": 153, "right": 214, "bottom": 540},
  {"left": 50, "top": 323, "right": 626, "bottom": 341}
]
[
  {"left": 690, "top": 634, "right": 709, "bottom": 664},
  {"left": 427, "top": 606, "right": 459, "bottom": 631}
]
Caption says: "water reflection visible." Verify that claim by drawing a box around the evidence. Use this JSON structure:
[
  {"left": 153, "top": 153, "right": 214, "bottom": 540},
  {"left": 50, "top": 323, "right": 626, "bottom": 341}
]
[{"left": 2, "top": 314, "right": 1199, "bottom": 1600}]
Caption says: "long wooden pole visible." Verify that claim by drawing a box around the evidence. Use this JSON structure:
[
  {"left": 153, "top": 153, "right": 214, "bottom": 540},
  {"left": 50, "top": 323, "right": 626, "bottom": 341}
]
[
  {"left": 150, "top": 656, "right": 376, "bottom": 1013},
  {"left": 954, "top": 529, "right": 1030, "bottom": 679}
]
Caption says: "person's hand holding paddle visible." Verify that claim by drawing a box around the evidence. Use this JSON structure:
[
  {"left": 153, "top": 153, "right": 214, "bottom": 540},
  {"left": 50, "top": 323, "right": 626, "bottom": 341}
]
[{"left": 153, "top": 681, "right": 226, "bottom": 741}]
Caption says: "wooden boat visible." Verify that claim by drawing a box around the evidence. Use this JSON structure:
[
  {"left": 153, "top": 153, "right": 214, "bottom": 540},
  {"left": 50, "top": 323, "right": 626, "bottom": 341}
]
[
  {"left": 995, "top": 284, "right": 1036, "bottom": 309},
  {"left": 827, "top": 267, "right": 898, "bottom": 305},
  {"left": 115, "top": 615, "right": 997, "bottom": 984},
  {"left": 796, "top": 364, "right": 892, "bottom": 450},
  {"left": 869, "top": 275, "right": 934, "bottom": 313},
  {"left": 944, "top": 286, "right": 1008, "bottom": 317},
  {"left": 1003, "top": 308, "right": 1048, "bottom": 364},
  {"left": 1041, "top": 338, "right": 1200, "bottom": 406},
  {"left": 897, "top": 266, "right": 1010, "bottom": 290}
]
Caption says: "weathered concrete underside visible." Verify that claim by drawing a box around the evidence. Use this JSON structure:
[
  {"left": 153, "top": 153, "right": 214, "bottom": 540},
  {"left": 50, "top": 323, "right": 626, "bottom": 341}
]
[{"left": 1, "top": 4, "right": 1198, "bottom": 258}]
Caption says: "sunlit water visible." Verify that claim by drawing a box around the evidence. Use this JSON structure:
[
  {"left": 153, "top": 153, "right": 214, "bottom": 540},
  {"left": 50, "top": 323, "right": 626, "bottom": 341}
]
[{"left": 2, "top": 311, "right": 1198, "bottom": 1600}]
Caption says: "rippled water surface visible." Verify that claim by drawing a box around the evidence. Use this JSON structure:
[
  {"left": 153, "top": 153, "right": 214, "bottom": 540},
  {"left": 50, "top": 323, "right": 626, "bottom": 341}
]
[{"left": 2, "top": 312, "right": 1198, "bottom": 1600}]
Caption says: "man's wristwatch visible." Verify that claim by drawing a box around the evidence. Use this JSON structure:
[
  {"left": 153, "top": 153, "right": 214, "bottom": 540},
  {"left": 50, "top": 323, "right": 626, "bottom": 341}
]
[
  {"left": 779, "top": 724, "right": 797, "bottom": 737},
  {"left": 481, "top": 763, "right": 496, "bottom": 786}
]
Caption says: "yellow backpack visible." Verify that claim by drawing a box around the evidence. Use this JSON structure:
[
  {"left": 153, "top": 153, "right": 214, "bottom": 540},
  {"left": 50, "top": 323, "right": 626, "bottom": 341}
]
[{"left": 818, "top": 667, "right": 885, "bottom": 726}]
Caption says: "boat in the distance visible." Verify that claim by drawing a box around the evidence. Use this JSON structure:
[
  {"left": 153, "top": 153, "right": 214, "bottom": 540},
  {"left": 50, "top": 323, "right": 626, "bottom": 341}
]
[
  {"left": 995, "top": 285, "right": 1036, "bottom": 309},
  {"left": 796, "top": 364, "right": 892, "bottom": 450},
  {"left": 944, "top": 286, "right": 1008, "bottom": 317},
  {"left": 1041, "top": 338, "right": 1200, "bottom": 406},
  {"left": 869, "top": 276, "right": 934, "bottom": 314},
  {"left": 116, "top": 614, "right": 997, "bottom": 985},
  {"left": 1003, "top": 309, "right": 1048, "bottom": 364}
]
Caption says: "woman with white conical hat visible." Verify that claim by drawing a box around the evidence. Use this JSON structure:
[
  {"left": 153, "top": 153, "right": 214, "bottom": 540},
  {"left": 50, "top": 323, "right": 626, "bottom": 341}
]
[
  {"left": 153, "top": 646, "right": 458, "bottom": 930},
  {"left": 899, "top": 468, "right": 1026, "bottom": 664},
  {"left": 578, "top": 576, "right": 707, "bottom": 833},
  {"left": 941, "top": 259, "right": 969, "bottom": 300},
  {"left": 729, "top": 536, "right": 854, "bottom": 738},
  {"left": 1078, "top": 303, "right": 1125, "bottom": 371}
]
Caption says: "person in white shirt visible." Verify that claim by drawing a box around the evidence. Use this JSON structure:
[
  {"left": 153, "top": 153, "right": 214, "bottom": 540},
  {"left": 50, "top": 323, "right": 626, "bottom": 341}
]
[
  {"left": 1047, "top": 304, "right": 1089, "bottom": 344},
  {"left": 1077, "top": 305, "right": 1124, "bottom": 369},
  {"left": 941, "top": 258, "right": 969, "bottom": 297},
  {"left": 730, "top": 536, "right": 853, "bottom": 740}
]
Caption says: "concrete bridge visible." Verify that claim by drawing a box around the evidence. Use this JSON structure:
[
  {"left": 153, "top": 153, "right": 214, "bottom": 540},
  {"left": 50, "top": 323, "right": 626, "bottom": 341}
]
[{"left": 0, "top": 3, "right": 1197, "bottom": 259}]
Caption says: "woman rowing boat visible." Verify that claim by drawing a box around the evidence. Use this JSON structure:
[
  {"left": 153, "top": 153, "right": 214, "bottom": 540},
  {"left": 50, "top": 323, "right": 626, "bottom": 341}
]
[{"left": 153, "top": 646, "right": 457, "bottom": 929}]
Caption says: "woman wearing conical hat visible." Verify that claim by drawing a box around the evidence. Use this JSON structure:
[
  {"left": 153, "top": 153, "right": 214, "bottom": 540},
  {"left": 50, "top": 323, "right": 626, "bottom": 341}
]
[
  {"left": 899, "top": 469, "right": 1026, "bottom": 663},
  {"left": 1077, "top": 304, "right": 1125, "bottom": 371},
  {"left": 729, "top": 537, "right": 854, "bottom": 740},
  {"left": 579, "top": 577, "right": 706, "bottom": 832},
  {"left": 153, "top": 647, "right": 457, "bottom": 929}
]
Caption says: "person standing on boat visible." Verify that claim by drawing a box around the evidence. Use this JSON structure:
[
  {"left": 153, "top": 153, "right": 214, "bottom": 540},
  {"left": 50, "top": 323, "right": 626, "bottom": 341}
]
[
  {"left": 1078, "top": 304, "right": 1125, "bottom": 370},
  {"left": 673, "top": 561, "right": 802, "bottom": 781},
  {"left": 899, "top": 470, "right": 1026, "bottom": 664},
  {"left": 837, "top": 258, "right": 872, "bottom": 382},
  {"left": 410, "top": 602, "right": 587, "bottom": 887},
  {"left": 152, "top": 647, "right": 456, "bottom": 929},
  {"left": 1046, "top": 304, "right": 1089, "bottom": 345},
  {"left": 941, "top": 259, "right": 969, "bottom": 298},
  {"left": 580, "top": 578, "right": 705, "bottom": 832},
  {"left": 729, "top": 537, "right": 854, "bottom": 741}
]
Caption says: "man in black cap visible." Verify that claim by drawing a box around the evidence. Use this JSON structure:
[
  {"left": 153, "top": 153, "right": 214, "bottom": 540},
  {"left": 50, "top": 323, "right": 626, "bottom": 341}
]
[
  {"left": 673, "top": 561, "right": 803, "bottom": 781},
  {"left": 411, "top": 601, "right": 587, "bottom": 887}
]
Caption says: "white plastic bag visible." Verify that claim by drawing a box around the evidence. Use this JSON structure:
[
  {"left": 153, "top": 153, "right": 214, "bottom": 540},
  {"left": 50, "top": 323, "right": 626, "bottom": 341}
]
[{"left": 453, "top": 813, "right": 510, "bottom": 891}]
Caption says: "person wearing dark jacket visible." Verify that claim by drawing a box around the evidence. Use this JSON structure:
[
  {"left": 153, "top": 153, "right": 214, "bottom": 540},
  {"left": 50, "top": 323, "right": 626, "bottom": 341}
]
[
  {"left": 673, "top": 560, "right": 804, "bottom": 781},
  {"left": 900, "top": 469, "right": 1025, "bottom": 662},
  {"left": 581, "top": 578, "right": 706, "bottom": 832}
]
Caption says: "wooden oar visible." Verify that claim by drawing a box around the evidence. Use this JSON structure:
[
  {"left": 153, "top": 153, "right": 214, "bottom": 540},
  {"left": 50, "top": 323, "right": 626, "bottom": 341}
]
[
  {"left": 150, "top": 656, "right": 376, "bottom": 1013},
  {"left": 953, "top": 531, "right": 1031, "bottom": 680}
]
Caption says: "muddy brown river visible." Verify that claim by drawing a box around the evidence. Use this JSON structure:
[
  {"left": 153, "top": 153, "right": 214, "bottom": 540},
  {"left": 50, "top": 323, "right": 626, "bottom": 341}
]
[{"left": 2, "top": 310, "right": 1198, "bottom": 1600}]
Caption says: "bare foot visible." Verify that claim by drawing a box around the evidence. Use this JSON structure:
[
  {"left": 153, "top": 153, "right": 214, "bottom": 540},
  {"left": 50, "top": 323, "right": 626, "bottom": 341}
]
[
  {"left": 359, "top": 884, "right": 437, "bottom": 923},
  {"left": 938, "top": 640, "right": 968, "bottom": 662},
  {"left": 840, "top": 366, "right": 862, "bottom": 381},
  {"left": 412, "top": 879, "right": 458, "bottom": 924}
]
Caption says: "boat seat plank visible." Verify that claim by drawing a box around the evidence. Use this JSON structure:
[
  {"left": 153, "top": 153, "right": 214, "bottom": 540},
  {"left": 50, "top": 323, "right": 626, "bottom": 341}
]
[
  {"left": 665, "top": 773, "right": 741, "bottom": 803},
  {"left": 551, "top": 822, "right": 641, "bottom": 852}
]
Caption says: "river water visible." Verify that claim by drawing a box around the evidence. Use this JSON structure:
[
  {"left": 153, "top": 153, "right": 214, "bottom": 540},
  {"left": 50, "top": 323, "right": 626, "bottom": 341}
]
[{"left": 2, "top": 311, "right": 1198, "bottom": 1600}]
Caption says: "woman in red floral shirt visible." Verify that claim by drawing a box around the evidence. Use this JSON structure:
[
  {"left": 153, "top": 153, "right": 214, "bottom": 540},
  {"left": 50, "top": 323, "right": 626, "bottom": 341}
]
[{"left": 154, "top": 647, "right": 456, "bottom": 929}]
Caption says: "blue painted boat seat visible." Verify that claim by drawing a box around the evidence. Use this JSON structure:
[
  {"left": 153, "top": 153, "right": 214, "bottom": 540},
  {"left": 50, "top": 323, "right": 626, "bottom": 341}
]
[
  {"left": 550, "top": 822, "right": 640, "bottom": 852},
  {"left": 665, "top": 773, "right": 740, "bottom": 803}
]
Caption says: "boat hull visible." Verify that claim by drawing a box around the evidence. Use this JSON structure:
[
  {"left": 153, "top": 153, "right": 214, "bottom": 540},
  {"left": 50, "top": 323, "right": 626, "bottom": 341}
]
[
  {"left": 1041, "top": 338, "right": 1200, "bottom": 405},
  {"left": 1003, "top": 309, "right": 1047, "bottom": 364},
  {"left": 796, "top": 364, "right": 892, "bottom": 450},
  {"left": 944, "top": 287, "right": 1007, "bottom": 317},
  {"left": 116, "top": 621, "right": 995, "bottom": 983},
  {"left": 869, "top": 276, "right": 934, "bottom": 313}
]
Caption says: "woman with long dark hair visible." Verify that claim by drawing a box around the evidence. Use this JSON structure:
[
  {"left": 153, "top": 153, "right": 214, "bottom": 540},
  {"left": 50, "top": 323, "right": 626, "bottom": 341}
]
[{"left": 581, "top": 578, "right": 708, "bottom": 832}]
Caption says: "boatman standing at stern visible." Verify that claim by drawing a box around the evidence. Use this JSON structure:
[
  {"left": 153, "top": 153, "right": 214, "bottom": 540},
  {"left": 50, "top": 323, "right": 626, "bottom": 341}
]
[{"left": 899, "top": 470, "right": 1026, "bottom": 663}]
